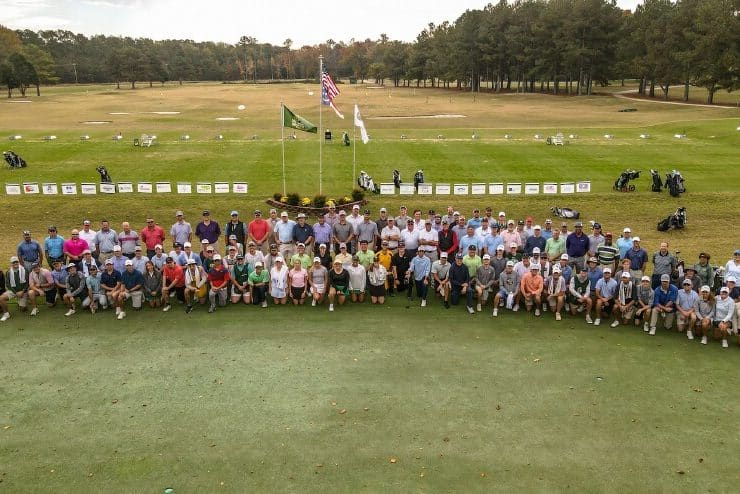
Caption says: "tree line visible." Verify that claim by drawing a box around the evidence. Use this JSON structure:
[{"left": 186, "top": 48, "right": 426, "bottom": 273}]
[{"left": 0, "top": 0, "right": 737, "bottom": 103}]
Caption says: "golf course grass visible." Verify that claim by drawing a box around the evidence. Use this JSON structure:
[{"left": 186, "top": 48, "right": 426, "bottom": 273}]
[{"left": 1, "top": 82, "right": 739, "bottom": 492}]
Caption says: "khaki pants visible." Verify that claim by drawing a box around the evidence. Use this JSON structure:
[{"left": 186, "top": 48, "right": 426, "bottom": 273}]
[{"left": 650, "top": 310, "right": 675, "bottom": 330}]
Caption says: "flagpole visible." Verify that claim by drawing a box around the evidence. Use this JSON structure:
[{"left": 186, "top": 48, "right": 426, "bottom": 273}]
[
  {"left": 318, "top": 55, "right": 323, "bottom": 195},
  {"left": 280, "top": 103, "right": 286, "bottom": 196},
  {"left": 352, "top": 102, "right": 356, "bottom": 189}
]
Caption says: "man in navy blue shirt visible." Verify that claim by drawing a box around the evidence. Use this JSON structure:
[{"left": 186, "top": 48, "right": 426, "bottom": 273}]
[{"left": 565, "top": 222, "right": 589, "bottom": 272}]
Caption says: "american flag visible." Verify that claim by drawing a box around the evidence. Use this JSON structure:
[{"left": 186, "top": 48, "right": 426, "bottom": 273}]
[{"left": 321, "top": 70, "right": 344, "bottom": 119}]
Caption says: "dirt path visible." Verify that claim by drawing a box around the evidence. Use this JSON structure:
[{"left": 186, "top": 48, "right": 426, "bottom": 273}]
[{"left": 613, "top": 89, "right": 738, "bottom": 109}]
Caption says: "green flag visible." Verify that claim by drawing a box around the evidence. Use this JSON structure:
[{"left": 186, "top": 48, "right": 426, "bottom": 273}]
[{"left": 282, "top": 105, "right": 317, "bottom": 134}]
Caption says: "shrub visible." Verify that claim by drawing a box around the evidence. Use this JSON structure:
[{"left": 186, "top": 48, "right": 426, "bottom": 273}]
[
  {"left": 351, "top": 188, "right": 365, "bottom": 202},
  {"left": 313, "top": 195, "right": 327, "bottom": 209},
  {"left": 273, "top": 192, "right": 283, "bottom": 201},
  {"left": 286, "top": 193, "right": 300, "bottom": 206}
]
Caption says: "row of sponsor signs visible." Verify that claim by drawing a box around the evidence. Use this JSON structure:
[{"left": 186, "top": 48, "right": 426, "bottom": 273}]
[{"left": 5, "top": 181, "right": 592, "bottom": 196}]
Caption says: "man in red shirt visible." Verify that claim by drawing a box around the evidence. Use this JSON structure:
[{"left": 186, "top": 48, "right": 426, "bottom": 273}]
[
  {"left": 140, "top": 218, "right": 166, "bottom": 258},
  {"left": 207, "top": 255, "right": 231, "bottom": 313},
  {"left": 161, "top": 256, "right": 184, "bottom": 311},
  {"left": 247, "top": 209, "right": 271, "bottom": 254}
]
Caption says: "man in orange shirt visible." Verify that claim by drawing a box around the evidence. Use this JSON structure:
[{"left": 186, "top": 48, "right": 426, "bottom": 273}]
[
  {"left": 140, "top": 218, "right": 166, "bottom": 258},
  {"left": 247, "top": 209, "right": 271, "bottom": 254},
  {"left": 161, "top": 256, "right": 185, "bottom": 311},
  {"left": 520, "top": 263, "right": 544, "bottom": 316}
]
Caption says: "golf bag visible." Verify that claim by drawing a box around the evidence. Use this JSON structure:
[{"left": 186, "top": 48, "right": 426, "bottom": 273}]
[
  {"left": 96, "top": 165, "right": 112, "bottom": 183},
  {"left": 357, "top": 170, "right": 379, "bottom": 194},
  {"left": 392, "top": 169, "right": 402, "bottom": 188},
  {"left": 413, "top": 169, "right": 425, "bottom": 190},
  {"left": 664, "top": 170, "right": 685, "bottom": 197},
  {"left": 550, "top": 206, "right": 580, "bottom": 220},
  {"left": 650, "top": 169, "right": 663, "bottom": 192},
  {"left": 613, "top": 169, "right": 641, "bottom": 192},
  {"left": 3, "top": 151, "right": 27, "bottom": 168},
  {"left": 657, "top": 206, "right": 686, "bottom": 231},
  {"left": 342, "top": 132, "right": 350, "bottom": 146}
]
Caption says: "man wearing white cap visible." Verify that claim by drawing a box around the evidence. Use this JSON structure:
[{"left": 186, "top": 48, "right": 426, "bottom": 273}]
[
  {"left": 475, "top": 254, "right": 497, "bottom": 312},
  {"left": 676, "top": 278, "right": 699, "bottom": 338},
  {"left": 207, "top": 255, "right": 231, "bottom": 313},
  {"left": 2, "top": 257, "right": 29, "bottom": 319},
  {"left": 649, "top": 274, "right": 677, "bottom": 335},
  {"left": 694, "top": 286, "right": 715, "bottom": 344},
  {"left": 225, "top": 211, "right": 247, "bottom": 250},
  {"left": 274, "top": 212, "right": 296, "bottom": 260},
  {"left": 111, "top": 245, "right": 127, "bottom": 274},
  {"left": 612, "top": 271, "right": 637, "bottom": 328},
  {"left": 713, "top": 287, "right": 734, "bottom": 348},
  {"left": 568, "top": 266, "right": 593, "bottom": 321},
  {"left": 524, "top": 225, "right": 546, "bottom": 256},
  {"left": 544, "top": 228, "right": 565, "bottom": 261},
  {"left": 624, "top": 237, "right": 648, "bottom": 279},
  {"left": 79, "top": 220, "right": 98, "bottom": 258},
  {"left": 117, "top": 259, "right": 144, "bottom": 318},
  {"left": 593, "top": 267, "right": 618, "bottom": 326},
  {"left": 332, "top": 211, "right": 354, "bottom": 255},
  {"left": 544, "top": 265, "right": 566, "bottom": 320},
  {"left": 183, "top": 258, "right": 207, "bottom": 312},
  {"left": 520, "top": 263, "right": 544, "bottom": 315},
  {"left": 170, "top": 211, "right": 192, "bottom": 247},
  {"left": 617, "top": 227, "right": 634, "bottom": 260},
  {"left": 431, "top": 252, "right": 451, "bottom": 308},
  {"left": 493, "top": 260, "right": 519, "bottom": 316},
  {"left": 248, "top": 261, "right": 270, "bottom": 308},
  {"left": 634, "top": 275, "right": 654, "bottom": 331},
  {"left": 418, "top": 219, "right": 439, "bottom": 262}
]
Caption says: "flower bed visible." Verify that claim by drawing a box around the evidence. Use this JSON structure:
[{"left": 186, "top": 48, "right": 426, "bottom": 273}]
[{"left": 265, "top": 198, "right": 368, "bottom": 216}]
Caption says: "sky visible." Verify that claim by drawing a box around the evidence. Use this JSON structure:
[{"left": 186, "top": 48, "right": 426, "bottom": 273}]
[{"left": 3, "top": 0, "right": 642, "bottom": 47}]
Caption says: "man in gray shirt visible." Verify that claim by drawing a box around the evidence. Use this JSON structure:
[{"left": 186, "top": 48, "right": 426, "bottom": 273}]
[
  {"left": 94, "top": 219, "right": 118, "bottom": 264},
  {"left": 170, "top": 210, "right": 192, "bottom": 247},
  {"left": 356, "top": 210, "right": 379, "bottom": 246},
  {"left": 651, "top": 241, "right": 677, "bottom": 289}
]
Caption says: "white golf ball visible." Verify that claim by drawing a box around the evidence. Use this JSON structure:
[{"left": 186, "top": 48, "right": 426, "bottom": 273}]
[{"left": 237, "top": 104, "right": 246, "bottom": 111}]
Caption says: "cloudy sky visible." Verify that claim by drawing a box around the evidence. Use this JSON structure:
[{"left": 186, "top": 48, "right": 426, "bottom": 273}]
[{"left": 3, "top": 0, "right": 642, "bottom": 46}]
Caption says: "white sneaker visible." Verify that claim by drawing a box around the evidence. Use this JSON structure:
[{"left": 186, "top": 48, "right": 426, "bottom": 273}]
[
  {"left": 311, "top": 299, "right": 316, "bottom": 307},
  {"left": 722, "top": 339, "right": 728, "bottom": 348},
  {"left": 610, "top": 320, "right": 619, "bottom": 328},
  {"left": 64, "top": 309, "right": 75, "bottom": 317},
  {"left": 512, "top": 304, "right": 519, "bottom": 312},
  {"left": 649, "top": 327, "right": 656, "bottom": 335},
  {"left": 492, "top": 308, "right": 498, "bottom": 317},
  {"left": 467, "top": 306, "right": 475, "bottom": 314},
  {"left": 0, "top": 312, "right": 10, "bottom": 322},
  {"left": 162, "top": 304, "right": 171, "bottom": 312},
  {"left": 476, "top": 303, "right": 482, "bottom": 312},
  {"left": 117, "top": 311, "right": 125, "bottom": 320},
  {"left": 565, "top": 303, "right": 570, "bottom": 312},
  {"left": 329, "top": 304, "right": 334, "bottom": 312},
  {"left": 115, "top": 307, "right": 121, "bottom": 315},
  {"left": 30, "top": 307, "right": 39, "bottom": 316},
  {"left": 687, "top": 330, "right": 694, "bottom": 340},
  {"left": 542, "top": 304, "right": 548, "bottom": 312},
  {"left": 586, "top": 314, "right": 593, "bottom": 324},
  {"left": 534, "top": 308, "right": 541, "bottom": 317},
  {"left": 643, "top": 322, "right": 649, "bottom": 332},
  {"left": 701, "top": 336, "right": 707, "bottom": 345},
  {"left": 555, "top": 313, "right": 561, "bottom": 321},
  {"left": 594, "top": 318, "right": 601, "bottom": 326},
  {"left": 576, "top": 304, "right": 584, "bottom": 313},
  {"left": 261, "top": 301, "right": 268, "bottom": 308},
  {"left": 421, "top": 300, "right": 426, "bottom": 307}
]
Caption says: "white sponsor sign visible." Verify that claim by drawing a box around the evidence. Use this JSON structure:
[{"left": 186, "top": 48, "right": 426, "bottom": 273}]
[
  {"left": 23, "top": 182, "right": 39, "bottom": 194},
  {"left": 5, "top": 183, "right": 21, "bottom": 195},
  {"left": 156, "top": 182, "right": 172, "bottom": 193},
  {"left": 435, "top": 184, "right": 451, "bottom": 195},
  {"left": 233, "top": 182, "right": 248, "bottom": 194},
  {"left": 453, "top": 184, "right": 469, "bottom": 195},
  {"left": 214, "top": 182, "right": 229, "bottom": 194},
  {"left": 100, "top": 183, "right": 116, "bottom": 194},
  {"left": 525, "top": 183, "right": 540, "bottom": 195},
  {"left": 417, "top": 183, "right": 432, "bottom": 195},
  {"left": 543, "top": 183, "right": 558, "bottom": 194},
  {"left": 399, "top": 184, "right": 415, "bottom": 195},
  {"left": 577, "top": 181, "right": 591, "bottom": 193},
  {"left": 138, "top": 182, "right": 153, "bottom": 193},
  {"left": 118, "top": 182, "right": 133, "bottom": 193},
  {"left": 177, "top": 182, "right": 192, "bottom": 194},
  {"left": 380, "top": 183, "right": 395, "bottom": 195},
  {"left": 42, "top": 183, "right": 58, "bottom": 195},
  {"left": 471, "top": 183, "right": 486, "bottom": 195},
  {"left": 489, "top": 183, "right": 504, "bottom": 195},
  {"left": 506, "top": 183, "right": 522, "bottom": 194},
  {"left": 81, "top": 183, "right": 97, "bottom": 195},
  {"left": 560, "top": 182, "right": 575, "bottom": 194},
  {"left": 61, "top": 183, "right": 77, "bottom": 195},
  {"left": 196, "top": 183, "right": 212, "bottom": 194}
]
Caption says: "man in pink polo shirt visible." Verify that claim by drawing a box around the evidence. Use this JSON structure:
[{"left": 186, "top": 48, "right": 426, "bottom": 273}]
[{"left": 63, "top": 229, "right": 89, "bottom": 265}]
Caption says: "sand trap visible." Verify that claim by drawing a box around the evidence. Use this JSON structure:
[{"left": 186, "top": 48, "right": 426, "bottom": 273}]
[
  {"left": 370, "top": 114, "right": 466, "bottom": 120},
  {"left": 216, "top": 117, "right": 239, "bottom": 121},
  {"left": 6, "top": 100, "right": 32, "bottom": 103},
  {"left": 109, "top": 112, "right": 130, "bottom": 115},
  {"left": 82, "top": 120, "right": 112, "bottom": 124},
  {"left": 145, "top": 111, "right": 181, "bottom": 115}
]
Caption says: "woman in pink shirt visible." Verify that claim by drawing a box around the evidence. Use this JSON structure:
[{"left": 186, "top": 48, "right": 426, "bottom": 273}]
[{"left": 288, "top": 259, "right": 308, "bottom": 305}]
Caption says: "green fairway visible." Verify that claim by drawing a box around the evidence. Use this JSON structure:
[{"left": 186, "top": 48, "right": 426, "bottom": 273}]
[
  {"left": 2, "top": 300, "right": 739, "bottom": 492},
  {"left": 1, "top": 82, "right": 739, "bottom": 492}
]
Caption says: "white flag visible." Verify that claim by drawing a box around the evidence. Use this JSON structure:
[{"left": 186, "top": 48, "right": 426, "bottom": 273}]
[{"left": 354, "top": 104, "right": 369, "bottom": 144}]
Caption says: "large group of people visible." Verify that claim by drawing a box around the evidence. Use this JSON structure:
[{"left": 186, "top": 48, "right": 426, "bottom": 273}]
[{"left": 3, "top": 205, "right": 739, "bottom": 348}]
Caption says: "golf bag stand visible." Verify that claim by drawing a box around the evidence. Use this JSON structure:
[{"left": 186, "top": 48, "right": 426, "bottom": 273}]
[
  {"left": 613, "top": 169, "right": 640, "bottom": 192},
  {"left": 3, "top": 151, "right": 27, "bottom": 169},
  {"left": 657, "top": 206, "right": 687, "bottom": 231},
  {"left": 550, "top": 206, "right": 580, "bottom": 220},
  {"left": 357, "top": 171, "right": 379, "bottom": 194},
  {"left": 650, "top": 169, "right": 663, "bottom": 192},
  {"left": 393, "top": 170, "right": 402, "bottom": 188},
  {"left": 413, "top": 169, "right": 424, "bottom": 190},
  {"left": 96, "top": 165, "right": 113, "bottom": 183}
]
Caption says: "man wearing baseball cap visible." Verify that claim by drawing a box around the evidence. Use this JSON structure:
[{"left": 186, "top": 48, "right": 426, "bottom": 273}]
[
  {"left": 274, "top": 212, "right": 296, "bottom": 260},
  {"left": 617, "top": 227, "right": 634, "bottom": 260},
  {"left": 593, "top": 267, "right": 618, "bottom": 326},
  {"left": 449, "top": 253, "right": 474, "bottom": 313},
  {"left": 170, "top": 211, "right": 192, "bottom": 247},
  {"left": 247, "top": 210, "right": 271, "bottom": 254},
  {"left": 649, "top": 274, "right": 677, "bottom": 335},
  {"left": 117, "top": 259, "right": 144, "bottom": 318},
  {"left": 207, "top": 255, "right": 231, "bottom": 313},
  {"left": 293, "top": 213, "right": 315, "bottom": 254},
  {"left": 694, "top": 286, "right": 714, "bottom": 344},
  {"left": 612, "top": 271, "right": 636, "bottom": 328},
  {"left": 520, "top": 263, "right": 544, "bottom": 316},
  {"left": 140, "top": 218, "right": 165, "bottom": 258},
  {"left": 544, "top": 265, "right": 567, "bottom": 320},
  {"left": 565, "top": 221, "right": 589, "bottom": 272},
  {"left": 676, "top": 278, "right": 699, "bottom": 339},
  {"left": 568, "top": 266, "right": 593, "bottom": 322},
  {"left": 624, "top": 237, "right": 648, "bottom": 279},
  {"left": 493, "top": 260, "right": 519, "bottom": 316},
  {"left": 431, "top": 251, "right": 452, "bottom": 308},
  {"left": 651, "top": 242, "right": 677, "bottom": 289},
  {"left": 724, "top": 249, "right": 740, "bottom": 282},
  {"left": 225, "top": 211, "right": 247, "bottom": 251},
  {"left": 195, "top": 210, "right": 221, "bottom": 246},
  {"left": 475, "top": 254, "right": 497, "bottom": 312},
  {"left": 595, "top": 231, "right": 619, "bottom": 273},
  {"left": 248, "top": 261, "right": 269, "bottom": 308},
  {"left": 161, "top": 256, "right": 185, "bottom": 311},
  {"left": 2, "top": 257, "right": 29, "bottom": 319}
]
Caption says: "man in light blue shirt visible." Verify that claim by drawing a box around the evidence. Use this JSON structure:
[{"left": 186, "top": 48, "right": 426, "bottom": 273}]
[
  {"left": 407, "top": 249, "right": 431, "bottom": 307},
  {"left": 44, "top": 226, "right": 65, "bottom": 267},
  {"left": 274, "top": 211, "right": 297, "bottom": 259}
]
